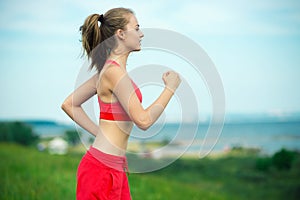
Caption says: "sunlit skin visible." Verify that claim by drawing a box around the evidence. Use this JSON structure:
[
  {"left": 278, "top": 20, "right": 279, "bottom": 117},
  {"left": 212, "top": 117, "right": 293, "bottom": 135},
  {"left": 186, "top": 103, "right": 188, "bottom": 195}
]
[
  {"left": 61, "top": 10, "right": 181, "bottom": 198},
  {"left": 93, "top": 14, "right": 145, "bottom": 155},
  {"left": 62, "top": 13, "right": 181, "bottom": 156}
]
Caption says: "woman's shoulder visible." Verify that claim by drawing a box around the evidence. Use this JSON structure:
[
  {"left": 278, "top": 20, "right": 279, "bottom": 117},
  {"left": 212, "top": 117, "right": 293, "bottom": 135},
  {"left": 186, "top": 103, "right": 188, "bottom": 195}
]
[{"left": 102, "top": 64, "right": 126, "bottom": 81}]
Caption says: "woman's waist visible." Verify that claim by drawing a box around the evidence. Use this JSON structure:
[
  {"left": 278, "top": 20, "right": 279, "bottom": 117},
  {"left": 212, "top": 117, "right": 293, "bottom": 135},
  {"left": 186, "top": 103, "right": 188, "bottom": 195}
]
[
  {"left": 87, "top": 145, "right": 128, "bottom": 172},
  {"left": 99, "top": 120, "right": 133, "bottom": 132},
  {"left": 93, "top": 131, "right": 130, "bottom": 156}
]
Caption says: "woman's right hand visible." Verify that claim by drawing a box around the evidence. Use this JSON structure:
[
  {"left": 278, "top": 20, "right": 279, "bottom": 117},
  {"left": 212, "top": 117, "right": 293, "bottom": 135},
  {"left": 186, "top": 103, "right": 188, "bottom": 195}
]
[{"left": 162, "top": 71, "right": 181, "bottom": 93}]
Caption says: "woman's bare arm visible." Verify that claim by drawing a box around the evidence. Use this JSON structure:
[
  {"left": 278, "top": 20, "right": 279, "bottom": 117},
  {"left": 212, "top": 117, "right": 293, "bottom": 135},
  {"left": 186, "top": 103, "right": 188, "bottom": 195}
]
[
  {"left": 105, "top": 67, "right": 181, "bottom": 130},
  {"left": 61, "top": 74, "right": 99, "bottom": 136}
]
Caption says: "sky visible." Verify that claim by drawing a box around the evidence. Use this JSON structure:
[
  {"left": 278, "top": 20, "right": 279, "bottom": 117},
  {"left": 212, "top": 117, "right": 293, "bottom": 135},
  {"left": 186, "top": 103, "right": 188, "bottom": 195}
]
[{"left": 0, "top": 0, "right": 300, "bottom": 123}]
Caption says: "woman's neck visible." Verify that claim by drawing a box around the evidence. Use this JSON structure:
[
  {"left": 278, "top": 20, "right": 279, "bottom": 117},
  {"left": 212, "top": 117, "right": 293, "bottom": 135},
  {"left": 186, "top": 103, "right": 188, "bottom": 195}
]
[{"left": 108, "top": 51, "right": 130, "bottom": 70}]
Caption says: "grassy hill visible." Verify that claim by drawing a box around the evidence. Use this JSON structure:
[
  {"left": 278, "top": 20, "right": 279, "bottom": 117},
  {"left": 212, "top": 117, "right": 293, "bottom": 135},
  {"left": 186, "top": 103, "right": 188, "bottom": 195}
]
[{"left": 1, "top": 143, "right": 299, "bottom": 200}]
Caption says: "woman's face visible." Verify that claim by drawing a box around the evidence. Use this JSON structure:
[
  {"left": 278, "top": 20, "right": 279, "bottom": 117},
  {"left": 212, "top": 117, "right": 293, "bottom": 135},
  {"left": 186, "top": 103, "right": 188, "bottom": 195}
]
[{"left": 123, "top": 14, "right": 144, "bottom": 52}]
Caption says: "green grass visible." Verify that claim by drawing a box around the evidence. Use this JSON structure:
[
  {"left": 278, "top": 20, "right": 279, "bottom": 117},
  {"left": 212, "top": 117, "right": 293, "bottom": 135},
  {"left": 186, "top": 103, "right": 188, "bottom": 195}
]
[
  {"left": 0, "top": 143, "right": 79, "bottom": 200},
  {"left": 1, "top": 143, "right": 300, "bottom": 200}
]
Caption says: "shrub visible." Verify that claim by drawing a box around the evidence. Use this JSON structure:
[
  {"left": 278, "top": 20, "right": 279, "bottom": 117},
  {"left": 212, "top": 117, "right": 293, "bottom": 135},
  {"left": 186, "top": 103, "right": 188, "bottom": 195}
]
[
  {"left": 255, "top": 157, "right": 272, "bottom": 171},
  {"left": 271, "top": 148, "right": 295, "bottom": 170},
  {"left": 0, "top": 121, "right": 39, "bottom": 145},
  {"left": 64, "top": 129, "right": 81, "bottom": 146}
]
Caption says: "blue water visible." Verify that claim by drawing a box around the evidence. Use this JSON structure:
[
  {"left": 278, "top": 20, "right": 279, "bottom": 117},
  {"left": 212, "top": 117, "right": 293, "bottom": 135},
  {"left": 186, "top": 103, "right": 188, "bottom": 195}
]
[
  {"left": 32, "top": 124, "right": 75, "bottom": 138},
  {"left": 130, "top": 121, "right": 300, "bottom": 155},
  {"left": 32, "top": 120, "right": 300, "bottom": 155},
  {"left": 215, "top": 121, "right": 300, "bottom": 154}
]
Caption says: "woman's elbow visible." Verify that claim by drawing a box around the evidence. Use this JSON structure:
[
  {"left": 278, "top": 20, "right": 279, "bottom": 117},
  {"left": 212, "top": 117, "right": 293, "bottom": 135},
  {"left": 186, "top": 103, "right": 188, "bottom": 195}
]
[
  {"left": 134, "top": 115, "right": 152, "bottom": 131},
  {"left": 137, "top": 124, "right": 150, "bottom": 131},
  {"left": 61, "top": 99, "right": 72, "bottom": 112}
]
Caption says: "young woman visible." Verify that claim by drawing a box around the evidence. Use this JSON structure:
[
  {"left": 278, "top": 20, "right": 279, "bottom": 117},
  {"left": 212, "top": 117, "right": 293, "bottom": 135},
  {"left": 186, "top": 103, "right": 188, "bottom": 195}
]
[{"left": 61, "top": 7, "right": 181, "bottom": 200}]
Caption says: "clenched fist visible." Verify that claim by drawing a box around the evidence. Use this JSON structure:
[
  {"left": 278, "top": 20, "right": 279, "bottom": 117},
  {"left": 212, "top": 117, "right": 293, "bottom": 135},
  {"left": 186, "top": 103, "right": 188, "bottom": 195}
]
[{"left": 162, "top": 71, "right": 181, "bottom": 93}]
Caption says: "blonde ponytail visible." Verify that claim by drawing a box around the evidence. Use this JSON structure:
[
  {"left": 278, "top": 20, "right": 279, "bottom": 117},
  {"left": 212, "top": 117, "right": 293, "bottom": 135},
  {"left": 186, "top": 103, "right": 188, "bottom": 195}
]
[{"left": 80, "top": 8, "right": 134, "bottom": 73}]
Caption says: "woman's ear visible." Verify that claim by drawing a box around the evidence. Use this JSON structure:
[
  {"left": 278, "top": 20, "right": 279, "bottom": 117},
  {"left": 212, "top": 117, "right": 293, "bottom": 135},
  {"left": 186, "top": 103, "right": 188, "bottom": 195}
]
[{"left": 116, "top": 29, "right": 126, "bottom": 40}]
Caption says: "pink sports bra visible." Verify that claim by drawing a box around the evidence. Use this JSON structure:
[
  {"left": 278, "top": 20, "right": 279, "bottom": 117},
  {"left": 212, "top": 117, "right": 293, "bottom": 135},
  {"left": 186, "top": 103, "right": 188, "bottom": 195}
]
[{"left": 98, "top": 60, "right": 142, "bottom": 121}]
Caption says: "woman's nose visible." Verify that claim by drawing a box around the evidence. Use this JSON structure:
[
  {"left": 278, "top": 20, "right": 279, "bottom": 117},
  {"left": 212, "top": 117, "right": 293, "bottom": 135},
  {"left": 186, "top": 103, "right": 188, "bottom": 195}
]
[{"left": 140, "top": 31, "right": 144, "bottom": 38}]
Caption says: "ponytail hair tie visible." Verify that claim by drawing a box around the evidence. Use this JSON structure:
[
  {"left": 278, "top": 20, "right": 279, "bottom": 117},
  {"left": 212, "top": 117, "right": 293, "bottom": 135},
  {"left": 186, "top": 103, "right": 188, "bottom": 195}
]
[{"left": 98, "top": 14, "right": 104, "bottom": 23}]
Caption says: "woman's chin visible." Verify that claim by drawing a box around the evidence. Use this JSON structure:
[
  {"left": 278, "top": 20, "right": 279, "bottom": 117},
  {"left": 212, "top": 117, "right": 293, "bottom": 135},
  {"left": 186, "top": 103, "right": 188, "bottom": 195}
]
[{"left": 132, "top": 47, "right": 141, "bottom": 52}]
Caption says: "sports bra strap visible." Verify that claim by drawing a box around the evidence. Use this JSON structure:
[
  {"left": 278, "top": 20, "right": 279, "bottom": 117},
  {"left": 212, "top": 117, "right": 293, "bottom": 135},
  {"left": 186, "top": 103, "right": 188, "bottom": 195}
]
[{"left": 98, "top": 59, "right": 142, "bottom": 121}]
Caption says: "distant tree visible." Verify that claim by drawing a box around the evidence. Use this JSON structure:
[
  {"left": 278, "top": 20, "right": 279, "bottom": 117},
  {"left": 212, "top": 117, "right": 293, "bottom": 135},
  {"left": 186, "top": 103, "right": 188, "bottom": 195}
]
[
  {"left": 0, "top": 122, "right": 11, "bottom": 142},
  {"left": 64, "top": 130, "right": 81, "bottom": 146},
  {"left": 0, "top": 121, "right": 39, "bottom": 145},
  {"left": 255, "top": 157, "right": 272, "bottom": 171},
  {"left": 272, "top": 148, "right": 295, "bottom": 170}
]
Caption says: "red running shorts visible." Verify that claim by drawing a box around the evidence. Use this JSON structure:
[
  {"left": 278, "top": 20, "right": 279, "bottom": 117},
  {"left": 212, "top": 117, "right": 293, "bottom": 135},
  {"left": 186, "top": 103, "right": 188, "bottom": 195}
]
[{"left": 76, "top": 146, "right": 131, "bottom": 200}]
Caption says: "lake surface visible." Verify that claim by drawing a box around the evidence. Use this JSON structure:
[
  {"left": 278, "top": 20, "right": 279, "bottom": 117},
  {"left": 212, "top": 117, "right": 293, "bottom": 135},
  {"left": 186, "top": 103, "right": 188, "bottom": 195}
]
[
  {"left": 130, "top": 121, "right": 300, "bottom": 155},
  {"left": 32, "top": 120, "right": 300, "bottom": 155}
]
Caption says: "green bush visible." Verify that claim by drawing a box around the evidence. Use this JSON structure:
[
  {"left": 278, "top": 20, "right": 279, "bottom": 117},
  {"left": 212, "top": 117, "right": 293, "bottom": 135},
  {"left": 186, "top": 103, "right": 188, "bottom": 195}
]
[
  {"left": 256, "top": 157, "right": 272, "bottom": 171},
  {"left": 272, "top": 148, "right": 295, "bottom": 170},
  {"left": 64, "top": 129, "right": 81, "bottom": 146},
  {"left": 0, "top": 121, "right": 38, "bottom": 145},
  {"left": 255, "top": 149, "right": 298, "bottom": 171}
]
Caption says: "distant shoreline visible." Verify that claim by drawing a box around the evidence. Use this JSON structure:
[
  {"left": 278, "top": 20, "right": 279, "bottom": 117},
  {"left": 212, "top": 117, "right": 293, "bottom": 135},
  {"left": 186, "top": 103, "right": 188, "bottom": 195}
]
[
  {"left": 1, "top": 119, "right": 299, "bottom": 157},
  {"left": 1, "top": 112, "right": 300, "bottom": 127}
]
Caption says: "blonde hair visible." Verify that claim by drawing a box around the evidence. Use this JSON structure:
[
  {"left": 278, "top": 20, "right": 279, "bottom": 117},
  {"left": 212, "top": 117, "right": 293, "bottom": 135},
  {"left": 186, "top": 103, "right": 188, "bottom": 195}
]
[{"left": 80, "top": 8, "right": 134, "bottom": 72}]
